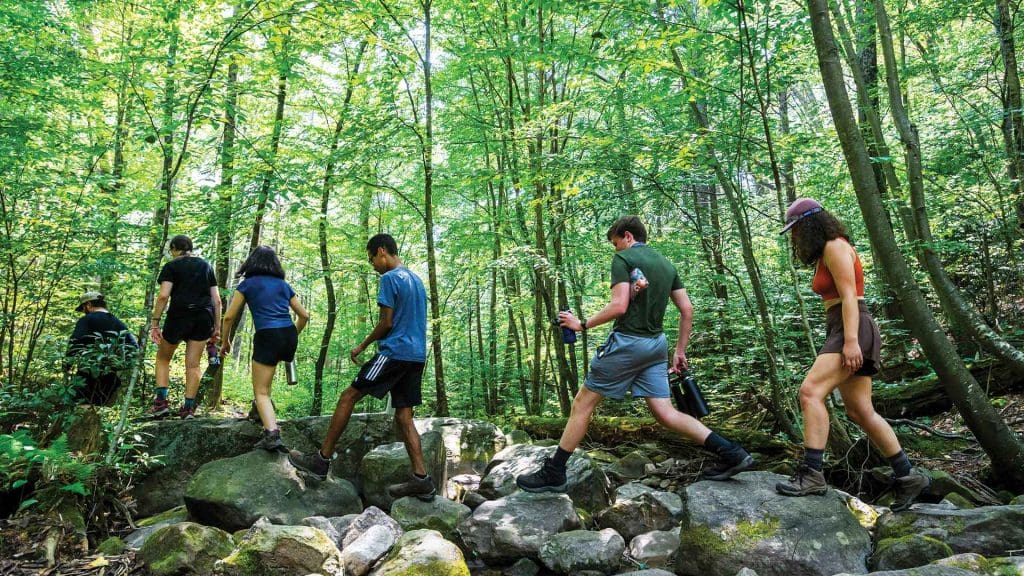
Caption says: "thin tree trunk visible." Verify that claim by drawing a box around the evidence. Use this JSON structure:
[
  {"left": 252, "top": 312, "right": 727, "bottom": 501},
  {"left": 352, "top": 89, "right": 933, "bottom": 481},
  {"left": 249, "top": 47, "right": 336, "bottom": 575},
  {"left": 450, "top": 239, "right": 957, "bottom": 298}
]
[
  {"left": 807, "top": 0, "right": 1024, "bottom": 488},
  {"left": 874, "top": 0, "right": 1024, "bottom": 377},
  {"left": 248, "top": 37, "right": 290, "bottom": 252},
  {"left": 995, "top": 0, "right": 1024, "bottom": 228},
  {"left": 312, "top": 41, "right": 367, "bottom": 415},
  {"left": 207, "top": 49, "right": 238, "bottom": 408}
]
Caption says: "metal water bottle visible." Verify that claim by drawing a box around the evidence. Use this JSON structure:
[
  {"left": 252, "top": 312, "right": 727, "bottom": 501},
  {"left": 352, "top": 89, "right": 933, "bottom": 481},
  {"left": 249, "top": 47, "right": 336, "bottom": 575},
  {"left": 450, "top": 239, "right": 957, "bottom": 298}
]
[{"left": 285, "top": 361, "right": 298, "bottom": 385}]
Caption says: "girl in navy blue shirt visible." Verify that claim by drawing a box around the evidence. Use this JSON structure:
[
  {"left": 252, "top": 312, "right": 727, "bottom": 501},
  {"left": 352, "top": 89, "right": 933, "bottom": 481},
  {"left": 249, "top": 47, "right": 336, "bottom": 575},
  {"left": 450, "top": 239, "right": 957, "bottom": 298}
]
[{"left": 221, "top": 246, "right": 310, "bottom": 452}]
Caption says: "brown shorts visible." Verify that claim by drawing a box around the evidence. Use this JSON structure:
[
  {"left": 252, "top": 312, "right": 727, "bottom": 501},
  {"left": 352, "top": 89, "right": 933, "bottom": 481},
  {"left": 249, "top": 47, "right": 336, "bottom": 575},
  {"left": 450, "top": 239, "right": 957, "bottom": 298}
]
[{"left": 820, "top": 300, "right": 881, "bottom": 376}]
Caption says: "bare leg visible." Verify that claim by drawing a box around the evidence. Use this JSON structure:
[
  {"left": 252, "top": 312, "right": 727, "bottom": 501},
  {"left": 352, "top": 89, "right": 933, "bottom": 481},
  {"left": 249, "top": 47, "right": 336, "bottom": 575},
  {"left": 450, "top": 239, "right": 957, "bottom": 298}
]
[
  {"left": 645, "top": 397, "right": 712, "bottom": 443},
  {"left": 252, "top": 361, "right": 277, "bottom": 431},
  {"left": 182, "top": 339, "right": 206, "bottom": 398},
  {"left": 154, "top": 340, "right": 179, "bottom": 390},
  {"left": 839, "top": 374, "right": 901, "bottom": 457},
  {"left": 321, "top": 386, "right": 364, "bottom": 455},
  {"left": 395, "top": 407, "right": 427, "bottom": 476},
  {"left": 799, "top": 353, "right": 852, "bottom": 450},
  {"left": 557, "top": 387, "right": 605, "bottom": 452}
]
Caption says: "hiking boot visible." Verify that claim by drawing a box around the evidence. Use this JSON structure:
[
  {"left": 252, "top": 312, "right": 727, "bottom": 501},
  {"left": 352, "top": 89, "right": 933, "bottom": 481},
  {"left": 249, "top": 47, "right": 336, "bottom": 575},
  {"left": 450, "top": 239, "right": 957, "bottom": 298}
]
[
  {"left": 515, "top": 457, "right": 568, "bottom": 493},
  {"left": 775, "top": 464, "right": 828, "bottom": 496},
  {"left": 177, "top": 404, "right": 196, "bottom": 419},
  {"left": 254, "top": 429, "right": 287, "bottom": 453},
  {"left": 890, "top": 469, "right": 930, "bottom": 512},
  {"left": 388, "top": 474, "right": 436, "bottom": 502},
  {"left": 702, "top": 446, "right": 755, "bottom": 481},
  {"left": 288, "top": 449, "right": 330, "bottom": 480},
  {"left": 148, "top": 397, "right": 170, "bottom": 418}
]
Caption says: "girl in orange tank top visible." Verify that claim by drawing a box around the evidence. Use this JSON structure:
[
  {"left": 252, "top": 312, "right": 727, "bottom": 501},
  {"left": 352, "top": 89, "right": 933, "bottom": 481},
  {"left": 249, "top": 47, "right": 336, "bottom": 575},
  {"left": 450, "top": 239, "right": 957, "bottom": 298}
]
[{"left": 777, "top": 198, "right": 929, "bottom": 509}]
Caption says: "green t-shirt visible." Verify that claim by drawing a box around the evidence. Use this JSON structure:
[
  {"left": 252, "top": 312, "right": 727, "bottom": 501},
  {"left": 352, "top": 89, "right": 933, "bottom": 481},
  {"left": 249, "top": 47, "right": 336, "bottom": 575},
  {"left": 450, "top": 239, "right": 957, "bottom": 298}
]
[{"left": 609, "top": 243, "right": 684, "bottom": 337}]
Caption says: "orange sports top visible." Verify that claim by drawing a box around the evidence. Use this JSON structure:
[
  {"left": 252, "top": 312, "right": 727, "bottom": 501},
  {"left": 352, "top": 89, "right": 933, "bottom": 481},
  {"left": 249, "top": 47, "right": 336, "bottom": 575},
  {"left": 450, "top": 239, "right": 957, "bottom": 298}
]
[{"left": 811, "top": 239, "right": 865, "bottom": 301}]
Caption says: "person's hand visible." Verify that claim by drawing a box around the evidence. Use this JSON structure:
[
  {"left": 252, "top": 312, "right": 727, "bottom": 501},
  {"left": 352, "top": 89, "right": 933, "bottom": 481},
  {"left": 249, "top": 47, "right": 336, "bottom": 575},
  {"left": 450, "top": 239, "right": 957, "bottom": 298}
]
[
  {"left": 842, "top": 340, "right": 863, "bottom": 373},
  {"left": 211, "top": 327, "right": 221, "bottom": 342},
  {"left": 670, "top": 350, "right": 688, "bottom": 373},
  {"left": 149, "top": 326, "right": 163, "bottom": 345},
  {"left": 350, "top": 344, "right": 365, "bottom": 365},
  {"left": 220, "top": 339, "right": 231, "bottom": 356},
  {"left": 558, "top": 310, "right": 583, "bottom": 332}
]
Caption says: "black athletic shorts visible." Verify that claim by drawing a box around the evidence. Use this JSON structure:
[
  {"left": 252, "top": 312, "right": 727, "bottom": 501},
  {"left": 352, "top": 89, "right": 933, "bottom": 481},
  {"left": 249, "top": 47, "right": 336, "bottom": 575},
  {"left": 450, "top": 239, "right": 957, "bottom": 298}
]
[
  {"left": 352, "top": 353, "right": 425, "bottom": 408},
  {"left": 252, "top": 325, "right": 298, "bottom": 366},
  {"left": 162, "top": 310, "right": 214, "bottom": 344}
]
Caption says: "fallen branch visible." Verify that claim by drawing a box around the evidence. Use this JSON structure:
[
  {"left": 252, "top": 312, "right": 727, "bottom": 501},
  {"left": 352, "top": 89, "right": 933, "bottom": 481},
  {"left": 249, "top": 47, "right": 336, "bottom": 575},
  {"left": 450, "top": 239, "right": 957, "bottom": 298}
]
[{"left": 885, "top": 418, "right": 971, "bottom": 440}]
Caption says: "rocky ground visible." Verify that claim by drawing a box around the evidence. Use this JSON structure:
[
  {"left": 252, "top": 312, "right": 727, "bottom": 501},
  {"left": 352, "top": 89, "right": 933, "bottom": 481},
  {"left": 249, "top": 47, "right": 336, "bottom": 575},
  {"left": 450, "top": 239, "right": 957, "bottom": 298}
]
[{"left": 1, "top": 397, "right": 1023, "bottom": 576}]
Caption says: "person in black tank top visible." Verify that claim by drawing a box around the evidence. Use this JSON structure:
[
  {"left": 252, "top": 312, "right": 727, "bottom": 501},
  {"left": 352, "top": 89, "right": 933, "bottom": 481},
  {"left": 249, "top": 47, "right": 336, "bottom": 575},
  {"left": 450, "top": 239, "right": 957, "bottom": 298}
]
[{"left": 148, "top": 235, "right": 222, "bottom": 419}]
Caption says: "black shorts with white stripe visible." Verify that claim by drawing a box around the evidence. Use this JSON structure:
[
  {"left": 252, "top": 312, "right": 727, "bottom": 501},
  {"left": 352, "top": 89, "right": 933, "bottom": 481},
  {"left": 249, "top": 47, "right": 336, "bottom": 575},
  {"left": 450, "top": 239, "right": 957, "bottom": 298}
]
[{"left": 352, "top": 353, "right": 425, "bottom": 408}]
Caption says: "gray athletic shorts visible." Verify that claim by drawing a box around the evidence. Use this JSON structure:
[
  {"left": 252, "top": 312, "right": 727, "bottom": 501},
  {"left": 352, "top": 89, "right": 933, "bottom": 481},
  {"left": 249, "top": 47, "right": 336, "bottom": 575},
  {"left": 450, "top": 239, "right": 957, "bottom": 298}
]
[{"left": 584, "top": 331, "right": 670, "bottom": 400}]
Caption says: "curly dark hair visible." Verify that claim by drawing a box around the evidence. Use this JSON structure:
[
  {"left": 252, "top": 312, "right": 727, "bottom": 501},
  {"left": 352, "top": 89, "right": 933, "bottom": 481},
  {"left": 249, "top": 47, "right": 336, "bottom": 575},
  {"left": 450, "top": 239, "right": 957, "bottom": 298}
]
[
  {"left": 236, "top": 246, "right": 286, "bottom": 279},
  {"left": 790, "top": 210, "right": 850, "bottom": 265}
]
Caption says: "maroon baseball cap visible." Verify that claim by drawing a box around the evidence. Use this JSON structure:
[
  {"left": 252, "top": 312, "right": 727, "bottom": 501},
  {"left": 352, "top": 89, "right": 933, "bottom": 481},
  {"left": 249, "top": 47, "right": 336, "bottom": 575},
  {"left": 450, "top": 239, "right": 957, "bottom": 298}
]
[{"left": 780, "top": 198, "right": 824, "bottom": 234}]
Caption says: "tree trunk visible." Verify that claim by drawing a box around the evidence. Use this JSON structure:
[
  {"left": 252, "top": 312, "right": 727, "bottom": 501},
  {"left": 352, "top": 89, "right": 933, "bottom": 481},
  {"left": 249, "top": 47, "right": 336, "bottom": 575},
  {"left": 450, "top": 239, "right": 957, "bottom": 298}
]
[
  {"left": 248, "top": 38, "right": 290, "bottom": 253},
  {"left": 312, "top": 41, "right": 366, "bottom": 416},
  {"left": 995, "top": 0, "right": 1024, "bottom": 229},
  {"left": 874, "top": 0, "right": 1024, "bottom": 378},
  {"left": 207, "top": 50, "right": 239, "bottom": 408},
  {"left": 807, "top": 0, "right": 1024, "bottom": 488}
]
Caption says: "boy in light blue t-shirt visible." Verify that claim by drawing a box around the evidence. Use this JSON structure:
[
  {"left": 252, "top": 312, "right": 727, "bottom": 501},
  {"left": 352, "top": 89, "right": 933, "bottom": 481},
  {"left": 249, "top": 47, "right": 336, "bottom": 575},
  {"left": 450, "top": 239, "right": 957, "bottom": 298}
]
[{"left": 289, "top": 234, "right": 435, "bottom": 501}]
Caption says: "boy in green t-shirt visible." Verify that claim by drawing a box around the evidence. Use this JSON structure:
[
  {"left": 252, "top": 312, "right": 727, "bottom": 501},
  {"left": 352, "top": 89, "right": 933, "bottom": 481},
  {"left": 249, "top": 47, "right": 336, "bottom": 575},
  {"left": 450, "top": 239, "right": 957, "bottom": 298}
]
[{"left": 517, "top": 216, "right": 754, "bottom": 492}]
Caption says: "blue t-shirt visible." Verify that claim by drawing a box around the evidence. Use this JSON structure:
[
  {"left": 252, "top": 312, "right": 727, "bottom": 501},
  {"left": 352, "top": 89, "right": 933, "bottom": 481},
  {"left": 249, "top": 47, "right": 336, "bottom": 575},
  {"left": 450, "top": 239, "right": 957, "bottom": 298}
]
[
  {"left": 236, "top": 275, "right": 296, "bottom": 331},
  {"left": 377, "top": 267, "right": 427, "bottom": 362}
]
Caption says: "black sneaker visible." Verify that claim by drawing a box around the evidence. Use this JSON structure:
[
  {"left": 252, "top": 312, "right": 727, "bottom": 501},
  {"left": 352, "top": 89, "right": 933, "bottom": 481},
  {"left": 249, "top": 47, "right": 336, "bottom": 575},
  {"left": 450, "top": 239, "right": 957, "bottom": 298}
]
[
  {"left": 254, "top": 429, "right": 287, "bottom": 453},
  {"left": 516, "top": 457, "right": 568, "bottom": 493},
  {"left": 388, "top": 474, "right": 436, "bottom": 502},
  {"left": 890, "top": 469, "right": 930, "bottom": 512},
  {"left": 702, "top": 446, "right": 755, "bottom": 481},
  {"left": 288, "top": 449, "right": 329, "bottom": 480}
]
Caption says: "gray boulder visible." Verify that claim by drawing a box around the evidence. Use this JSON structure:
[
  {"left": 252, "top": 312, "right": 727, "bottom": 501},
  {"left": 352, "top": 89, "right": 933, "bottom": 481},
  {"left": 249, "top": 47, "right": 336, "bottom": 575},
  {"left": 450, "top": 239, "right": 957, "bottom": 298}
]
[
  {"left": 606, "top": 451, "right": 654, "bottom": 482},
  {"left": 137, "top": 522, "right": 234, "bottom": 576},
  {"left": 369, "top": 529, "right": 470, "bottom": 575},
  {"left": 875, "top": 503, "right": 1024, "bottom": 557},
  {"left": 458, "top": 491, "right": 581, "bottom": 564},
  {"left": 183, "top": 450, "right": 362, "bottom": 532},
  {"left": 597, "top": 491, "right": 679, "bottom": 542},
  {"left": 341, "top": 524, "right": 398, "bottom": 576},
  {"left": 613, "top": 482, "right": 683, "bottom": 517},
  {"left": 390, "top": 495, "right": 471, "bottom": 542},
  {"left": 479, "top": 443, "right": 611, "bottom": 512},
  {"left": 340, "top": 506, "right": 403, "bottom": 549},
  {"left": 835, "top": 569, "right": 980, "bottom": 576},
  {"left": 125, "top": 506, "right": 189, "bottom": 549},
  {"left": 628, "top": 528, "right": 680, "bottom": 570},
  {"left": 300, "top": 516, "right": 341, "bottom": 547},
  {"left": 538, "top": 528, "right": 626, "bottom": 574},
  {"left": 416, "top": 417, "right": 507, "bottom": 477},
  {"left": 508, "top": 558, "right": 541, "bottom": 576},
  {"left": 676, "top": 471, "right": 871, "bottom": 576},
  {"left": 216, "top": 518, "right": 344, "bottom": 575},
  {"left": 359, "top": 431, "right": 446, "bottom": 509},
  {"left": 870, "top": 534, "right": 954, "bottom": 571},
  {"left": 612, "top": 570, "right": 676, "bottom": 576},
  {"left": 133, "top": 414, "right": 496, "bottom": 516}
]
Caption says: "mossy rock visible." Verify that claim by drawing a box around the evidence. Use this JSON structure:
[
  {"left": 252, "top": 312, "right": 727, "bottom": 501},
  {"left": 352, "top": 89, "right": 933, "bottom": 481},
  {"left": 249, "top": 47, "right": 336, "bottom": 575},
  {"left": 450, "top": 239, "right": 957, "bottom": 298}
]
[
  {"left": 942, "top": 493, "right": 975, "bottom": 509},
  {"left": 217, "top": 520, "right": 342, "bottom": 576},
  {"left": 870, "top": 534, "right": 954, "bottom": 571},
  {"left": 137, "top": 522, "right": 233, "bottom": 576},
  {"left": 96, "top": 536, "right": 126, "bottom": 556},
  {"left": 137, "top": 506, "right": 189, "bottom": 527},
  {"left": 369, "top": 529, "right": 469, "bottom": 576}
]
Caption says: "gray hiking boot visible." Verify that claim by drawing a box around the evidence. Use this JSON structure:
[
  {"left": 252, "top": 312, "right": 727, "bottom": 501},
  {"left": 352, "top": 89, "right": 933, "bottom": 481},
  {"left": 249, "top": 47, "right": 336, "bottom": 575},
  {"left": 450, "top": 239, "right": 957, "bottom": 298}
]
[
  {"left": 890, "top": 469, "right": 930, "bottom": 512},
  {"left": 775, "top": 464, "right": 828, "bottom": 496},
  {"left": 288, "top": 449, "right": 330, "bottom": 480},
  {"left": 516, "top": 457, "right": 569, "bottom": 493},
  {"left": 254, "top": 429, "right": 286, "bottom": 453},
  {"left": 388, "top": 474, "right": 436, "bottom": 502}
]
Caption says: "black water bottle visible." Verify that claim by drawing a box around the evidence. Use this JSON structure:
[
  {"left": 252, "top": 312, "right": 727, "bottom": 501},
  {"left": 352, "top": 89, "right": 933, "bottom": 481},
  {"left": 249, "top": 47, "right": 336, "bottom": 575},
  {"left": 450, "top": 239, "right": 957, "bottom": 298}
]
[{"left": 559, "top": 308, "right": 577, "bottom": 344}]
